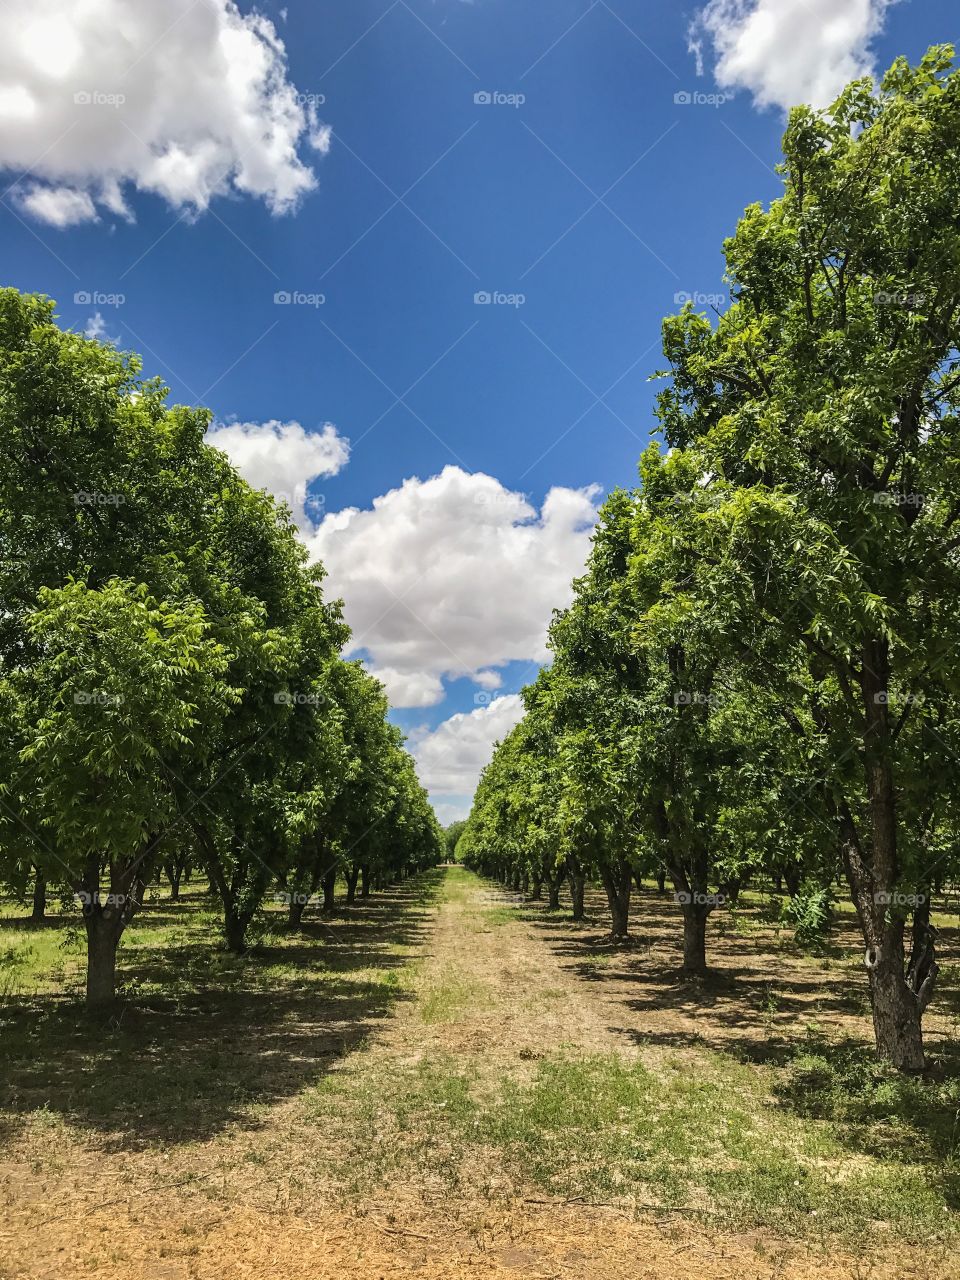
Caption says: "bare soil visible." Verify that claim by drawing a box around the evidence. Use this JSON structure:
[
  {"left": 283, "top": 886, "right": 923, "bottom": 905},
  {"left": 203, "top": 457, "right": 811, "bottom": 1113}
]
[{"left": 1, "top": 870, "right": 956, "bottom": 1280}]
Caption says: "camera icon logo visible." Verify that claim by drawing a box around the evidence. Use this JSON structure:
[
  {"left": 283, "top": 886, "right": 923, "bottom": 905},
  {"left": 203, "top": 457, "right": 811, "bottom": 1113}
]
[
  {"left": 274, "top": 291, "right": 292, "bottom": 304},
  {"left": 474, "top": 91, "right": 492, "bottom": 105},
  {"left": 674, "top": 90, "right": 692, "bottom": 105}
]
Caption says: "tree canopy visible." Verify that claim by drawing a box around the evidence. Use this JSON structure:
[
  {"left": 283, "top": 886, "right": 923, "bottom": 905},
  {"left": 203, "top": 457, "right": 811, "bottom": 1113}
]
[
  {"left": 460, "top": 46, "right": 960, "bottom": 1072},
  {"left": 0, "top": 289, "right": 441, "bottom": 1007}
]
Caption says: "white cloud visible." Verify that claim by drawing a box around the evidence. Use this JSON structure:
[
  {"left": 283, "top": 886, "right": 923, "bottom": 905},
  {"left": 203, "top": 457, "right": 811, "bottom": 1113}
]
[
  {"left": 84, "top": 311, "right": 119, "bottom": 344},
  {"left": 306, "top": 466, "right": 600, "bottom": 707},
  {"left": 411, "top": 694, "right": 525, "bottom": 799},
  {"left": 473, "top": 669, "right": 503, "bottom": 691},
  {"left": 433, "top": 800, "right": 473, "bottom": 827},
  {"left": 369, "top": 668, "right": 445, "bottom": 708},
  {"left": 206, "top": 419, "right": 349, "bottom": 526},
  {"left": 1, "top": 0, "right": 329, "bottom": 225},
  {"left": 690, "top": 0, "right": 893, "bottom": 111},
  {"left": 19, "top": 185, "right": 97, "bottom": 227}
]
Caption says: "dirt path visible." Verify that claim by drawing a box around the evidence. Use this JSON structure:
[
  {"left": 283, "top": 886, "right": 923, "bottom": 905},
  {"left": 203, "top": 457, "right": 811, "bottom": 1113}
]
[{"left": 0, "top": 869, "right": 952, "bottom": 1279}]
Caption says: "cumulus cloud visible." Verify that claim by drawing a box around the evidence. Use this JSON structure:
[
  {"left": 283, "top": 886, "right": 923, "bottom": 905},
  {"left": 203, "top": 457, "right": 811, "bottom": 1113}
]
[
  {"left": 84, "top": 311, "right": 119, "bottom": 344},
  {"left": 410, "top": 694, "right": 525, "bottom": 799},
  {"left": 18, "top": 185, "right": 98, "bottom": 227},
  {"left": 689, "top": 0, "right": 894, "bottom": 111},
  {"left": 433, "top": 800, "right": 472, "bottom": 827},
  {"left": 1, "top": 0, "right": 329, "bottom": 225},
  {"left": 306, "top": 466, "right": 601, "bottom": 707},
  {"left": 206, "top": 419, "right": 350, "bottom": 526},
  {"left": 369, "top": 668, "right": 446, "bottom": 709}
]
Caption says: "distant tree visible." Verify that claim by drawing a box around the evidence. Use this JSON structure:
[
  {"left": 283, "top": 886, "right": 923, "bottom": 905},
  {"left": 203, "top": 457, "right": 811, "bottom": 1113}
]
[{"left": 443, "top": 820, "right": 467, "bottom": 862}]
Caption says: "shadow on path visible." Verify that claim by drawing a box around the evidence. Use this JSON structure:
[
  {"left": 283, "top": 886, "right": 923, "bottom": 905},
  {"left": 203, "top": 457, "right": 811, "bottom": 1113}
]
[{"left": 0, "top": 871, "right": 444, "bottom": 1151}]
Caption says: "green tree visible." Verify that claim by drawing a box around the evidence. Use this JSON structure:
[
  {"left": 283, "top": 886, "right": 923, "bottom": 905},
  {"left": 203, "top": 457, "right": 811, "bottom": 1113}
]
[
  {"left": 651, "top": 47, "right": 960, "bottom": 1066},
  {"left": 1, "top": 580, "right": 233, "bottom": 1005},
  {"left": 443, "top": 820, "right": 467, "bottom": 862}
]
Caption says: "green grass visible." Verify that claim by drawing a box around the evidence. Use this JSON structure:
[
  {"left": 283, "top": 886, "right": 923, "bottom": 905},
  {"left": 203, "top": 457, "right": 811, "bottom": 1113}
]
[
  {"left": 5, "top": 865, "right": 960, "bottom": 1252},
  {"left": 0, "top": 872, "right": 445, "bottom": 1139},
  {"left": 310, "top": 1042, "right": 960, "bottom": 1245},
  {"left": 419, "top": 971, "right": 489, "bottom": 1023}
]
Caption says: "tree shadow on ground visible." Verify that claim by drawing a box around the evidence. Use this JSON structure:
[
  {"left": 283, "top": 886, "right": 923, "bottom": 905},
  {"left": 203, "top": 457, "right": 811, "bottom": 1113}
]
[
  {"left": 498, "top": 875, "right": 960, "bottom": 1186},
  {"left": 0, "top": 872, "right": 442, "bottom": 1152},
  {"left": 0, "top": 915, "right": 75, "bottom": 932}
]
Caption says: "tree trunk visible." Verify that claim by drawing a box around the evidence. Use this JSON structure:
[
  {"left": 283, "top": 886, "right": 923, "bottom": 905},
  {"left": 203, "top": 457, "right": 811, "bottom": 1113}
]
[
  {"left": 529, "top": 877, "right": 542, "bottom": 901},
  {"left": 223, "top": 900, "right": 253, "bottom": 953},
  {"left": 867, "top": 944, "right": 926, "bottom": 1072},
  {"left": 840, "top": 803, "right": 932, "bottom": 1072},
  {"left": 84, "top": 912, "right": 122, "bottom": 1007},
  {"left": 288, "top": 855, "right": 325, "bottom": 929},
  {"left": 547, "top": 875, "right": 561, "bottom": 911},
  {"left": 165, "top": 858, "right": 184, "bottom": 901},
  {"left": 31, "top": 868, "right": 46, "bottom": 923},
  {"left": 600, "top": 861, "right": 631, "bottom": 939},
  {"left": 680, "top": 901, "right": 709, "bottom": 974},
  {"left": 321, "top": 865, "right": 337, "bottom": 913},
  {"left": 345, "top": 865, "right": 360, "bottom": 905},
  {"left": 655, "top": 868, "right": 666, "bottom": 894},
  {"left": 721, "top": 876, "right": 742, "bottom": 906},
  {"left": 78, "top": 852, "right": 151, "bottom": 1008},
  {"left": 566, "top": 861, "right": 586, "bottom": 921},
  {"left": 360, "top": 865, "right": 371, "bottom": 899},
  {"left": 783, "top": 865, "right": 802, "bottom": 898}
]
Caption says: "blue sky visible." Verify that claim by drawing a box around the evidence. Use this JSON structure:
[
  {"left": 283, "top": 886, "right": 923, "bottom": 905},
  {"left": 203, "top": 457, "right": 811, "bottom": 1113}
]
[{"left": 1, "top": 0, "right": 955, "bottom": 820}]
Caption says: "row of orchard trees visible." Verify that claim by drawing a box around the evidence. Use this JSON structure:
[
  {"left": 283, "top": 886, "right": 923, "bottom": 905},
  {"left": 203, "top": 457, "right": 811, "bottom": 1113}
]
[
  {"left": 461, "top": 48, "right": 960, "bottom": 1073},
  {"left": 0, "top": 289, "right": 442, "bottom": 1009}
]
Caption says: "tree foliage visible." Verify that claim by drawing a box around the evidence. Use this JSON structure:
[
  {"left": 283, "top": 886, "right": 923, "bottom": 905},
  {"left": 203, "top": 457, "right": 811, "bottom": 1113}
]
[
  {"left": 461, "top": 47, "right": 960, "bottom": 1071},
  {"left": 0, "top": 290, "right": 441, "bottom": 1007}
]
